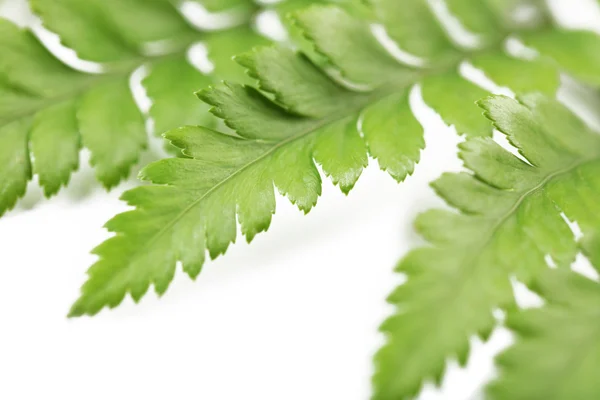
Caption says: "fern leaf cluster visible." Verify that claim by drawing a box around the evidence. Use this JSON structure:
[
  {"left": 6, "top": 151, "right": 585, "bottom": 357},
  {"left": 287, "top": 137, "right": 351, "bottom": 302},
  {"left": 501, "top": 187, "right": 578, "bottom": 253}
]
[
  {"left": 0, "top": 0, "right": 273, "bottom": 216},
  {"left": 2, "top": 0, "right": 600, "bottom": 398},
  {"left": 489, "top": 266, "right": 600, "bottom": 400},
  {"left": 70, "top": 0, "right": 600, "bottom": 318},
  {"left": 375, "top": 94, "right": 600, "bottom": 399}
]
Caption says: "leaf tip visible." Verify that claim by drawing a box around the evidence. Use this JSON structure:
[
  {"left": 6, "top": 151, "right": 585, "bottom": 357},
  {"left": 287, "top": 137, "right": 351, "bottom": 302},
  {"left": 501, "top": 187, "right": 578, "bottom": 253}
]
[
  {"left": 195, "top": 86, "right": 214, "bottom": 103},
  {"left": 232, "top": 51, "right": 254, "bottom": 70},
  {"left": 67, "top": 300, "right": 87, "bottom": 318}
]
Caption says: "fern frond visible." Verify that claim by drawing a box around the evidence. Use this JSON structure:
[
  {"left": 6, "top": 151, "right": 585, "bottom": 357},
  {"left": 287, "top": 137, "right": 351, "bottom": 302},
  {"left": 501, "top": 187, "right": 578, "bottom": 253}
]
[
  {"left": 0, "top": 0, "right": 268, "bottom": 215},
  {"left": 373, "top": 94, "right": 600, "bottom": 399},
  {"left": 487, "top": 265, "right": 600, "bottom": 400},
  {"left": 69, "top": 1, "right": 600, "bottom": 317},
  {"left": 189, "top": 0, "right": 257, "bottom": 14}
]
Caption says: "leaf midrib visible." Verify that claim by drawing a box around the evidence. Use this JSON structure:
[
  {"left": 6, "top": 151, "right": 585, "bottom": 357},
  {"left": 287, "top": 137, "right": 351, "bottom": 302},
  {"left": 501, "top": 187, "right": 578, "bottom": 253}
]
[
  {"left": 380, "top": 156, "right": 600, "bottom": 397},
  {"left": 106, "top": 96, "right": 388, "bottom": 289},
  {"left": 79, "top": 102, "right": 376, "bottom": 310},
  {"left": 90, "top": 26, "right": 560, "bottom": 307},
  {"left": 443, "top": 154, "right": 600, "bottom": 313},
  {"left": 117, "top": 50, "right": 499, "bottom": 271}
]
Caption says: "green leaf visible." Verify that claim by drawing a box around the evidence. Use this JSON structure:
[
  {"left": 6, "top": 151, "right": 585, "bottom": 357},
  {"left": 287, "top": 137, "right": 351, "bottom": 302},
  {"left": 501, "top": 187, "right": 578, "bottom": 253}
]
[
  {"left": 233, "top": 46, "right": 360, "bottom": 118},
  {"left": 444, "top": 0, "right": 502, "bottom": 42},
  {"left": 312, "top": 116, "right": 367, "bottom": 194},
  {"left": 361, "top": 91, "right": 424, "bottom": 182},
  {"left": 70, "top": 2, "right": 588, "bottom": 316},
  {"left": 144, "top": 26, "right": 271, "bottom": 146},
  {"left": 144, "top": 55, "right": 215, "bottom": 138},
  {"left": 0, "top": 2, "right": 270, "bottom": 215},
  {"left": 488, "top": 267, "right": 600, "bottom": 400},
  {"left": 1, "top": 0, "right": 577, "bottom": 217},
  {"left": 522, "top": 29, "right": 600, "bottom": 86},
  {"left": 470, "top": 51, "right": 560, "bottom": 95},
  {"left": 205, "top": 26, "right": 272, "bottom": 83},
  {"left": 0, "top": 19, "right": 88, "bottom": 215},
  {"left": 0, "top": 118, "right": 31, "bottom": 217},
  {"left": 78, "top": 78, "right": 147, "bottom": 188},
  {"left": 370, "top": 0, "right": 455, "bottom": 61},
  {"left": 373, "top": 94, "right": 600, "bottom": 399},
  {"left": 191, "top": 0, "right": 256, "bottom": 14},
  {"left": 29, "top": 100, "right": 80, "bottom": 196},
  {"left": 30, "top": 0, "right": 197, "bottom": 63},
  {"left": 485, "top": 0, "right": 549, "bottom": 29},
  {"left": 291, "top": 5, "right": 410, "bottom": 86},
  {"left": 421, "top": 70, "right": 491, "bottom": 136},
  {"left": 68, "top": 39, "right": 422, "bottom": 315}
]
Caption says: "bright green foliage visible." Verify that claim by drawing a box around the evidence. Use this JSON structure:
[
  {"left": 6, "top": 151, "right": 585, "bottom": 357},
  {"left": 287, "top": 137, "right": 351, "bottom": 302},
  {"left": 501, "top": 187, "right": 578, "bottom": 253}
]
[
  {"left": 444, "top": 0, "right": 502, "bottom": 42},
  {"left": 0, "top": 0, "right": 267, "bottom": 217},
  {"left": 371, "top": 0, "right": 456, "bottom": 61},
  {"left": 0, "top": 18, "right": 89, "bottom": 213},
  {"left": 522, "top": 29, "right": 600, "bottom": 86},
  {"left": 194, "top": 0, "right": 256, "bottom": 13},
  {"left": 421, "top": 70, "right": 491, "bottom": 136},
  {"left": 70, "top": 0, "right": 600, "bottom": 317},
  {"left": 144, "top": 55, "right": 218, "bottom": 136},
  {"left": 30, "top": 0, "right": 198, "bottom": 63},
  {"left": 144, "top": 26, "right": 270, "bottom": 135},
  {"left": 78, "top": 78, "right": 147, "bottom": 187},
  {"left": 1, "top": 0, "right": 597, "bottom": 396},
  {"left": 488, "top": 267, "right": 600, "bottom": 400},
  {"left": 470, "top": 51, "right": 560, "bottom": 95},
  {"left": 487, "top": 0, "right": 549, "bottom": 28},
  {"left": 29, "top": 101, "right": 79, "bottom": 196},
  {"left": 374, "top": 94, "right": 600, "bottom": 400}
]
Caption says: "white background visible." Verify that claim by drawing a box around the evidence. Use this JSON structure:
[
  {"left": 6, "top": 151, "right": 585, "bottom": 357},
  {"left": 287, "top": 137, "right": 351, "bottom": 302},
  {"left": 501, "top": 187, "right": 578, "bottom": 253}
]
[{"left": 0, "top": 1, "right": 599, "bottom": 399}]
